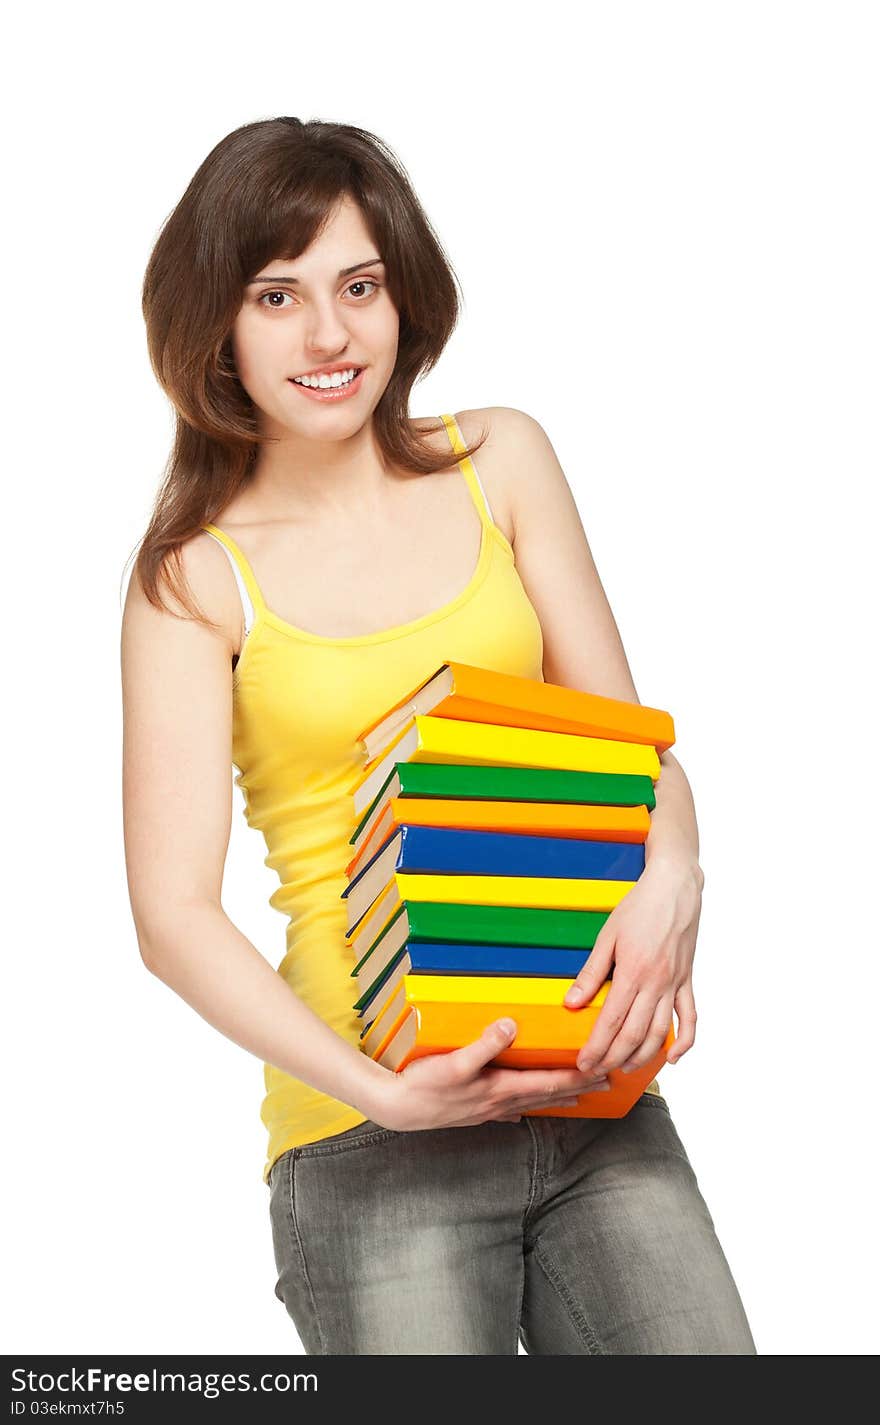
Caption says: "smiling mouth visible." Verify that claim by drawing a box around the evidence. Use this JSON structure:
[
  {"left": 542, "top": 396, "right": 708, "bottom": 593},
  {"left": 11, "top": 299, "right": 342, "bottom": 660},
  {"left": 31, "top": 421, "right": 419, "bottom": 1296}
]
[
  {"left": 290, "top": 366, "right": 364, "bottom": 388},
  {"left": 287, "top": 366, "right": 366, "bottom": 400}
]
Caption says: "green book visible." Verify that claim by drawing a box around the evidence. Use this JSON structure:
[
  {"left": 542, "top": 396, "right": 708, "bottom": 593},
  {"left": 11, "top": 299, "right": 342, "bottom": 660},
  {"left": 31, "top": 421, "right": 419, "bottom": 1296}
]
[
  {"left": 350, "top": 762, "right": 655, "bottom": 844},
  {"left": 353, "top": 900, "right": 612, "bottom": 976}
]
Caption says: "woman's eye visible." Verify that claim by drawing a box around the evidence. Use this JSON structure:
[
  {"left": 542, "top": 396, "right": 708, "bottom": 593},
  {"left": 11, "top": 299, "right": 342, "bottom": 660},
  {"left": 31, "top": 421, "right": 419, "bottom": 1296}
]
[
  {"left": 258, "top": 290, "right": 293, "bottom": 309},
  {"left": 347, "top": 279, "right": 380, "bottom": 299},
  {"left": 257, "top": 279, "right": 379, "bottom": 310}
]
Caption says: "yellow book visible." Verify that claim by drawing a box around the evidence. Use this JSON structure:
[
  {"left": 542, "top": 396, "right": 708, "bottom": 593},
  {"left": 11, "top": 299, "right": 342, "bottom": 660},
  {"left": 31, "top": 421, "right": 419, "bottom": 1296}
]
[
  {"left": 350, "top": 714, "right": 661, "bottom": 818},
  {"left": 404, "top": 974, "right": 610, "bottom": 1007},
  {"left": 363, "top": 965, "right": 592, "bottom": 1046},
  {"left": 346, "top": 870, "right": 636, "bottom": 940}
]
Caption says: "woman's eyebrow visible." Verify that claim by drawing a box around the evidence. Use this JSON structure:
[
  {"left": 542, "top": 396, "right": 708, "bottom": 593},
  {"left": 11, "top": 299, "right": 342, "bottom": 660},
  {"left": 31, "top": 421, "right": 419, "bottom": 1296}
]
[{"left": 247, "top": 257, "right": 385, "bottom": 285}]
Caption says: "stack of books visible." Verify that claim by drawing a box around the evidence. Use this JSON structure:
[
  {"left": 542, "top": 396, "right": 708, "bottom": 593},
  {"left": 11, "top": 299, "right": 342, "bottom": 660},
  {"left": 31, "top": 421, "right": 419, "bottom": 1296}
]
[{"left": 340, "top": 661, "right": 677, "bottom": 1118}]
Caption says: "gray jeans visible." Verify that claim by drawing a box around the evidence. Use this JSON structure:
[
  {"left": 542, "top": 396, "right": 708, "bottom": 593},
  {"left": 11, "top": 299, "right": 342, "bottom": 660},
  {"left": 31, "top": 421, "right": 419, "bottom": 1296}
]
[{"left": 267, "top": 1092, "right": 757, "bottom": 1354}]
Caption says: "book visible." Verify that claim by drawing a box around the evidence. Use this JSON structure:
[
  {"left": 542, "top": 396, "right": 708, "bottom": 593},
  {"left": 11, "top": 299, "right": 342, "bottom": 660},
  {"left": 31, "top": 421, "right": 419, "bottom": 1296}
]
[
  {"left": 353, "top": 762, "right": 658, "bottom": 837},
  {"left": 350, "top": 714, "right": 662, "bottom": 819},
  {"left": 347, "top": 900, "right": 612, "bottom": 977},
  {"left": 345, "top": 870, "right": 637, "bottom": 943},
  {"left": 355, "top": 660, "right": 676, "bottom": 763},
  {"left": 366, "top": 974, "right": 675, "bottom": 1118},
  {"left": 346, "top": 795, "right": 651, "bottom": 880},
  {"left": 354, "top": 940, "right": 597, "bottom": 1021},
  {"left": 344, "top": 662, "right": 679, "bottom": 1119},
  {"left": 349, "top": 762, "right": 656, "bottom": 871},
  {"left": 360, "top": 978, "right": 410, "bottom": 1055},
  {"left": 341, "top": 824, "right": 645, "bottom": 935}
]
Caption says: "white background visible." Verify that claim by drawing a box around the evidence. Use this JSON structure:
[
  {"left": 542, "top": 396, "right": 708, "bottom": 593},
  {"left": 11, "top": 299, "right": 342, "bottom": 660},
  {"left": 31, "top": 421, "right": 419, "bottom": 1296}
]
[{"left": 4, "top": 0, "right": 878, "bottom": 1356}]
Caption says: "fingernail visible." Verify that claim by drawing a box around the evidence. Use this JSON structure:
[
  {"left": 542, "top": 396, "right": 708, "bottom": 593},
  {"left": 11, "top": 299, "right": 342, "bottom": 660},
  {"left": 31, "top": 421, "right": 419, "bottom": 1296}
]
[{"left": 565, "top": 986, "right": 586, "bottom": 1006}]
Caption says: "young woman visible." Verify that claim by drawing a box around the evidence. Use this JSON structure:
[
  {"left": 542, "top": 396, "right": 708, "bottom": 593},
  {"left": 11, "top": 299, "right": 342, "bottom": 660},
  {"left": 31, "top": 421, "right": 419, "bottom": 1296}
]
[{"left": 122, "top": 116, "right": 756, "bottom": 1355}]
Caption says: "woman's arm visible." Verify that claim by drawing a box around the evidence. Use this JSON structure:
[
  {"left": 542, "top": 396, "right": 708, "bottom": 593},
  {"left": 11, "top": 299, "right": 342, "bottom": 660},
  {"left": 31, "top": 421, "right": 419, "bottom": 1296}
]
[
  {"left": 644, "top": 749, "right": 702, "bottom": 877},
  {"left": 121, "top": 533, "right": 608, "bottom": 1136},
  {"left": 121, "top": 537, "right": 394, "bottom": 1120},
  {"left": 469, "top": 406, "right": 702, "bottom": 1073}
]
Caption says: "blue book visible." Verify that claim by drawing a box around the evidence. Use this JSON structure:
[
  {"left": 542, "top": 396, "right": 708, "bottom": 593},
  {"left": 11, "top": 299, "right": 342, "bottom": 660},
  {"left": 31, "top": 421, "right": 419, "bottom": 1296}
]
[
  {"left": 341, "top": 823, "right": 644, "bottom": 901},
  {"left": 354, "top": 942, "right": 596, "bottom": 1015}
]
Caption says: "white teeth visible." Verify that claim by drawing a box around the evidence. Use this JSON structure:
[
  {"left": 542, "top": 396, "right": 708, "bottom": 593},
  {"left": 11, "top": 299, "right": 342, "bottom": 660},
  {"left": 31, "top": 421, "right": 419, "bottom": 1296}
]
[{"left": 293, "top": 367, "right": 359, "bottom": 389}]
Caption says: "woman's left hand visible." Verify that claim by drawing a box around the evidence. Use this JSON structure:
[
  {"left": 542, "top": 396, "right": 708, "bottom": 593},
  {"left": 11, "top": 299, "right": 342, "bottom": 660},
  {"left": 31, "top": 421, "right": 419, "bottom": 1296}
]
[{"left": 563, "top": 857, "right": 704, "bottom": 1076}]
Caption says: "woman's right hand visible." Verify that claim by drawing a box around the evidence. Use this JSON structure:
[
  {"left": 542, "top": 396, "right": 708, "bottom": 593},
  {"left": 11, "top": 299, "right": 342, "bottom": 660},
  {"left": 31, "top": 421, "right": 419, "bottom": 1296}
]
[{"left": 369, "top": 1018, "right": 611, "bottom": 1131}]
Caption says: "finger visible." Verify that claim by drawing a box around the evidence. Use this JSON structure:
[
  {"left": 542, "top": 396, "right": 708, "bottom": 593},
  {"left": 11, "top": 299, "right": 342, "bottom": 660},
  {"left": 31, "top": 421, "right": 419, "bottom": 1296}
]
[
  {"left": 453, "top": 1018, "right": 519, "bottom": 1077},
  {"left": 667, "top": 980, "right": 697, "bottom": 1063},
  {"left": 515, "top": 1088, "right": 609, "bottom": 1117},
  {"left": 579, "top": 989, "right": 658, "bottom": 1076},
  {"left": 573, "top": 975, "right": 639, "bottom": 1074},
  {"left": 619, "top": 994, "right": 676, "bottom": 1073},
  {"left": 493, "top": 1064, "right": 610, "bottom": 1097},
  {"left": 563, "top": 937, "right": 615, "bottom": 1008},
  {"left": 519, "top": 1080, "right": 610, "bottom": 1109}
]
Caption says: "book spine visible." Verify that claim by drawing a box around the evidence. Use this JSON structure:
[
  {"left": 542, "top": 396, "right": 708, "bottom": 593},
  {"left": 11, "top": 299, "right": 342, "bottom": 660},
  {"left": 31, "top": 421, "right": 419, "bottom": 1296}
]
[
  {"left": 404, "top": 900, "right": 611, "bottom": 948},
  {"left": 413, "top": 714, "right": 660, "bottom": 779},
  {"left": 394, "top": 872, "right": 636, "bottom": 912},
  {"left": 396, "top": 761, "right": 657, "bottom": 808},
  {"left": 396, "top": 824, "right": 646, "bottom": 880},
  {"left": 407, "top": 943, "right": 593, "bottom": 977}
]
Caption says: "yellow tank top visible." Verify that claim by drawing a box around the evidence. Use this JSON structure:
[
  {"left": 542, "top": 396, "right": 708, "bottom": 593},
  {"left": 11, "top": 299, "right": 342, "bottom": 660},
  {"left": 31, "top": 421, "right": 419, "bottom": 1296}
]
[{"left": 204, "top": 413, "right": 657, "bottom": 1185}]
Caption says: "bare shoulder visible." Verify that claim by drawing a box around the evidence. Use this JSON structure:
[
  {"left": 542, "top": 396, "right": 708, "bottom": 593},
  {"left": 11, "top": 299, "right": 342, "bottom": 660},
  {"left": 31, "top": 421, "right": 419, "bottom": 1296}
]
[
  {"left": 122, "top": 529, "right": 243, "bottom": 660},
  {"left": 121, "top": 530, "right": 247, "bottom": 946},
  {"left": 452, "top": 406, "right": 555, "bottom": 549}
]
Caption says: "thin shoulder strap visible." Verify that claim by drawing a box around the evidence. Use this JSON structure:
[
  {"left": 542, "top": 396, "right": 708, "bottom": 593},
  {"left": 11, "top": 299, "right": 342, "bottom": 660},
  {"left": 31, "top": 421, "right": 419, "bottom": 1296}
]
[
  {"left": 201, "top": 524, "right": 267, "bottom": 634},
  {"left": 439, "top": 413, "right": 496, "bottom": 526}
]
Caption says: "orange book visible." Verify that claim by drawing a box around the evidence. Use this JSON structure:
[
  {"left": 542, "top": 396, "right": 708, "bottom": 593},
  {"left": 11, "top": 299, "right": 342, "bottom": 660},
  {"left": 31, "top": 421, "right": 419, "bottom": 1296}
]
[
  {"left": 369, "top": 977, "right": 673, "bottom": 1119},
  {"left": 345, "top": 796, "right": 651, "bottom": 880},
  {"left": 356, "top": 660, "right": 676, "bottom": 766}
]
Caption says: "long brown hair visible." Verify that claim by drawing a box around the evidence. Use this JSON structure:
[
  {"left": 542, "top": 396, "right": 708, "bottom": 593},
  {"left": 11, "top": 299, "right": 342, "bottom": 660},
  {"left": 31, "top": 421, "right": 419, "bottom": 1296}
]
[{"left": 129, "top": 116, "right": 489, "bottom": 629}]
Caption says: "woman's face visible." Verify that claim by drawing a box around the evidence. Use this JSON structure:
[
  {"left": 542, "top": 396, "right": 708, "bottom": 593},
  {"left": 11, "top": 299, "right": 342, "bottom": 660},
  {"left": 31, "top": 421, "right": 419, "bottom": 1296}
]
[{"left": 230, "top": 194, "right": 400, "bottom": 440}]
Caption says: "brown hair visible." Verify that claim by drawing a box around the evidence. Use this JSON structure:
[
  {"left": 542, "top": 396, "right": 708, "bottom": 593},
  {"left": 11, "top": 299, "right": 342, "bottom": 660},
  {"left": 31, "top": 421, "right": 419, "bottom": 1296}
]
[{"left": 128, "top": 116, "right": 489, "bottom": 628}]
